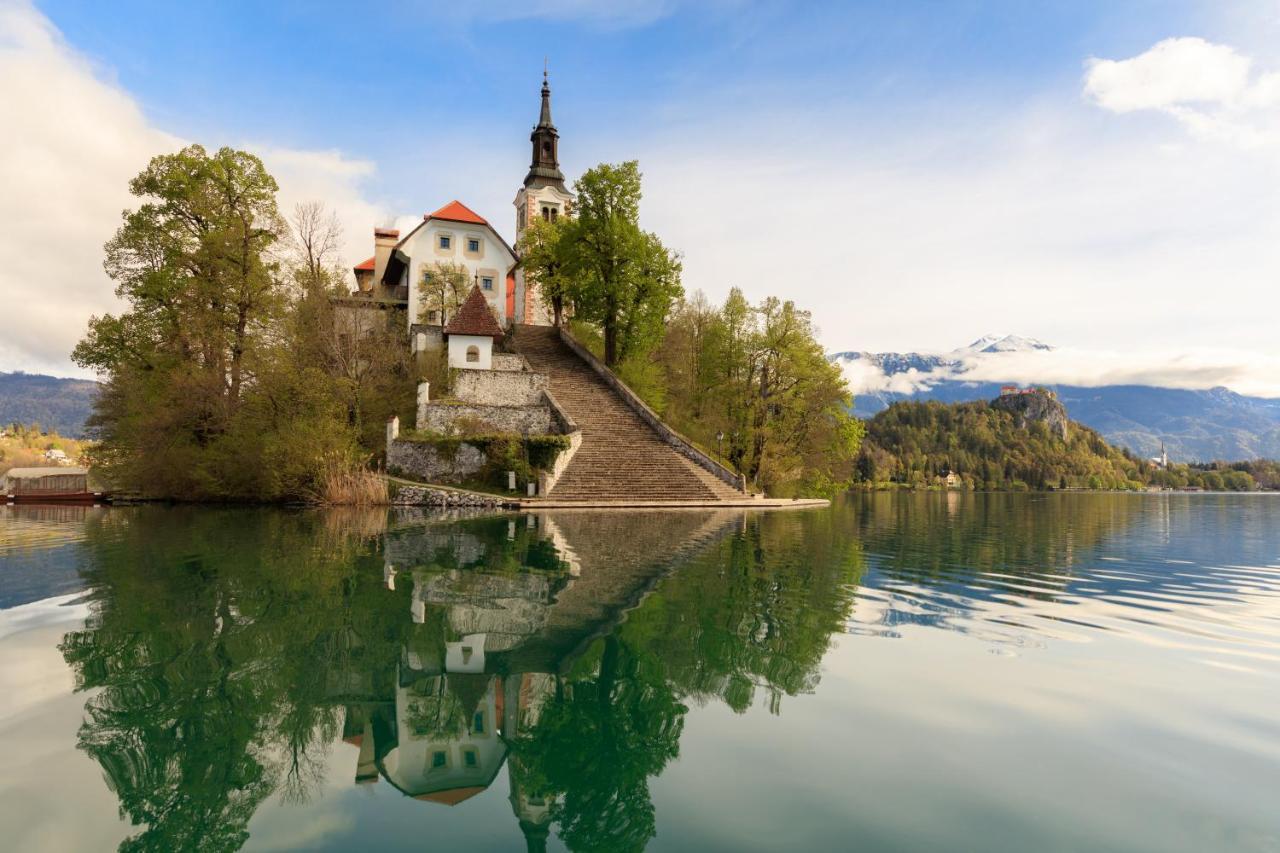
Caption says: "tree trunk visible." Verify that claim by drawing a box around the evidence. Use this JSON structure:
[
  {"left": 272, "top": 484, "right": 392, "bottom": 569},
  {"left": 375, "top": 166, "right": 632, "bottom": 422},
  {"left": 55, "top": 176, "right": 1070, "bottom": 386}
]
[{"left": 604, "top": 323, "right": 618, "bottom": 366}]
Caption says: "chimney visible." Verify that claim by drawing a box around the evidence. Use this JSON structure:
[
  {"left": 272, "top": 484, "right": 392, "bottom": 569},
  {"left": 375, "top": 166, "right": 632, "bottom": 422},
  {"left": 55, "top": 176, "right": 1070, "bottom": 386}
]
[{"left": 373, "top": 227, "right": 399, "bottom": 283}]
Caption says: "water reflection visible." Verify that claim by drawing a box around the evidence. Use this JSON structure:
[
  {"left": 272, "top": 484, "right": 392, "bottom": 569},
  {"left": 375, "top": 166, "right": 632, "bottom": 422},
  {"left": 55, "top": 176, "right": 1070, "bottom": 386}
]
[
  {"left": 16, "top": 494, "right": 1276, "bottom": 851},
  {"left": 49, "top": 506, "right": 864, "bottom": 851}
]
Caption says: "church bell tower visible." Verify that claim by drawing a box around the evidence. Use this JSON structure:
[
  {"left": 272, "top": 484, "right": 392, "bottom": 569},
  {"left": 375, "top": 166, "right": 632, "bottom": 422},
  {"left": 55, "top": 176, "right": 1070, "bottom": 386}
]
[
  {"left": 513, "top": 70, "right": 574, "bottom": 325},
  {"left": 514, "top": 70, "right": 573, "bottom": 239}
]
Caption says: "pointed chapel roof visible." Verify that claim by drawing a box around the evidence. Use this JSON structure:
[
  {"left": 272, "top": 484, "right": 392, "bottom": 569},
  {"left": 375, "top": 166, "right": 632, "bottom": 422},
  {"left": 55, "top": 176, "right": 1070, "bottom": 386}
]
[
  {"left": 425, "top": 200, "right": 489, "bottom": 225},
  {"left": 444, "top": 285, "right": 505, "bottom": 340}
]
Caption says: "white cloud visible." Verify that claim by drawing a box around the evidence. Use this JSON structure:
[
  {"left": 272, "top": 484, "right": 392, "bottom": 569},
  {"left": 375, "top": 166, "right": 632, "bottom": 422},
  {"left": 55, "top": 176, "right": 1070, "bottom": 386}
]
[
  {"left": 1084, "top": 37, "right": 1280, "bottom": 147},
  {"left": 0, "top": 1, "right": 389, "bottom": 377},
  {"left": 1084, "top": 38, "right": 1253, "bottom": 112},
  {"left": 636, "top": 100, "right": 1280, "bottom": 369},
  {"left": 960, "top": 346, "right": 1280, "bottom": 397},
  {"left": 835, "top": 345, "right": 1280, "bottom": 399}
]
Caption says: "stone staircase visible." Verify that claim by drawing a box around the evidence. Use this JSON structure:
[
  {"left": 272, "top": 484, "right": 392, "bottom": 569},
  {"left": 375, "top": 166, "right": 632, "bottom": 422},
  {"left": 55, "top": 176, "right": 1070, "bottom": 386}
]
[{"left": 513, "top": 325, "right": 746, "bottom": 503}]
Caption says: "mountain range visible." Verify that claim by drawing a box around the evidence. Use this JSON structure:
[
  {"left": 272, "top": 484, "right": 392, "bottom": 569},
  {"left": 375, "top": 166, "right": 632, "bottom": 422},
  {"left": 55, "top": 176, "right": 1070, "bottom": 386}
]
[
  {"left": 7, "top": 336, "right": 1280, "bottom": 462},
  {"left": 0, "top": 372, "right": 100, "bottom": 437},
  {"left": 832, "top": 335, "right": 1280, "bottom": 462}
]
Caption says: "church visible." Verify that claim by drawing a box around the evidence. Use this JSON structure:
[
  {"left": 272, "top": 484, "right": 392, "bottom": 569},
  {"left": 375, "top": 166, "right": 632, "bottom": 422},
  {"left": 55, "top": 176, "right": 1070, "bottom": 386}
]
[{"left": 347, "top": 72, "right": 570, "bottom": 336}]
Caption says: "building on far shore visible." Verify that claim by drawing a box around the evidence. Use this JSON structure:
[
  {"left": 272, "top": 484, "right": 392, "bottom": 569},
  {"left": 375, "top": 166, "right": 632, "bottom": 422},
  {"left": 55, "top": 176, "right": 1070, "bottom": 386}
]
[{"left": 1149, "top": 441, "right": 1169, "bottom": 469}]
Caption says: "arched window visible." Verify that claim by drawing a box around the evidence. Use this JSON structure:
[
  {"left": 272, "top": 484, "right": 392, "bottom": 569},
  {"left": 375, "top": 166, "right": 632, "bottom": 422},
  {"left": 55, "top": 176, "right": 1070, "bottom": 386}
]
[{"left": 466, "top": 345, "right": 480, "bottom": 363}]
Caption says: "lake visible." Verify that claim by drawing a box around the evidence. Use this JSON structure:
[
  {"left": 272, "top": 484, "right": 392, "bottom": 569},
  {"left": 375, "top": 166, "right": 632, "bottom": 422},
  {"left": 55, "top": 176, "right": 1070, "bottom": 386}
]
[{"left": 0, "top": 494, "right": 1277, "bottom": 852}]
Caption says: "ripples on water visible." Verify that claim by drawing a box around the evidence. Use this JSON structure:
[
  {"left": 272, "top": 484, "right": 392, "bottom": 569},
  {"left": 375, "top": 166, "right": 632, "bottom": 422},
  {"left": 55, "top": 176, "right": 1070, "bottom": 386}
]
[
  {"left": 1, "top": 494, "right": 1278, "bottom": 852},
  {"left": 845, "top": 494, "right": 1280, "bottom": 674}
]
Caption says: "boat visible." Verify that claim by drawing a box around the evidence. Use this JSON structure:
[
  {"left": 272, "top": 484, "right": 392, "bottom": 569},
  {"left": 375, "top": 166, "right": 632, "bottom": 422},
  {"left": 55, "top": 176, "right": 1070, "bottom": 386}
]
[{"left": 2, "top": 467, "right": 104, "bottom": 503}]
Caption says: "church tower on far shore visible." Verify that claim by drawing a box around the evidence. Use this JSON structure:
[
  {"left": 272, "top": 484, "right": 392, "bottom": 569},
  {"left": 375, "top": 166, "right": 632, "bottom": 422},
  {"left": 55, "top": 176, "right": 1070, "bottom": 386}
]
[{"left": 513, "top": 70, "right": 573, "bottom": 324}]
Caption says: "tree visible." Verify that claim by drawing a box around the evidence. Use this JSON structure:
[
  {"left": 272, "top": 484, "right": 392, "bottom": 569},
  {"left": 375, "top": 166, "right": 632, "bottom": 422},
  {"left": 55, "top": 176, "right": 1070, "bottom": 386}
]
[
  {"left": 560, "top": 161, "right": 683, "bottom": 366},
  {"left": 416, "top": 261, "right": 471, "bottom": 326},
  {"left": 651, "top": 289, "right": 863, "bottom": 495},
  {"left": 76, "top": 145, "right": 286, "bottom": 412},
  {"left": 517, "top": 216, "right": 571, "bottom": 327},
  {"left": 71, "top": 146, "right": 379, "bottom": 500}
]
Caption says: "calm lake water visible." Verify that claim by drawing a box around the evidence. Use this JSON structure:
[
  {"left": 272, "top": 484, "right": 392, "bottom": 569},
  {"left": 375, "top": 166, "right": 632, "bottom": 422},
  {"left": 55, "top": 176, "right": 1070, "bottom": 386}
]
[{"left": 0, "top": 494, "right": 1277, "bottom": 852}]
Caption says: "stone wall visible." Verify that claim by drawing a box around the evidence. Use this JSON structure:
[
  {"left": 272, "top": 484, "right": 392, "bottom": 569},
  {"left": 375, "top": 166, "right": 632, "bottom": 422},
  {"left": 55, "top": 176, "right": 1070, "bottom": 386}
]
[
  {"left": 387, "top": 438, "right": 489, "bottom": 483},
  {"left": 491, "top": 352, "right": 529, "bottom": 372},
  {"left": 452, "top": 369, "right": 548, "bottom": 406},
  {"left": 417, "top": 403, "right": 553, "bottom": 435},
  {"left": 411, "top": 323, "right": 444, "bottom": 353},
  {"left": 538, "top": 391, "right": 582, "bottom": 495},
  {"left": 390, "top": 484, "right": 515, "bottom": 508}
]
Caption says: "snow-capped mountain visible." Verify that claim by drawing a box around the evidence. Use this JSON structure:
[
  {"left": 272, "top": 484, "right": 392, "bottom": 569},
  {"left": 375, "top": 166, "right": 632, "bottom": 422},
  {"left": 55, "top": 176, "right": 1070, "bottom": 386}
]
[
  {"left": 829, "top": 336, "right": 1280, "bottom": 462},
  {"left": 959, "top": 334, "right": 1054, "bottom": 354}
]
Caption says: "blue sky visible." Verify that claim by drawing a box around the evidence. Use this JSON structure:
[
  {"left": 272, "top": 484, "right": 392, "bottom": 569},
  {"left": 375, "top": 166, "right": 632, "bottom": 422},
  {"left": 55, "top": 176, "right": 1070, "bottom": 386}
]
[
  {"left": 37, "top": 1, "right": 1235, "bottom": 200},
  {"left": 5, "top": 0, "right": 1280, "bottom": 392}
]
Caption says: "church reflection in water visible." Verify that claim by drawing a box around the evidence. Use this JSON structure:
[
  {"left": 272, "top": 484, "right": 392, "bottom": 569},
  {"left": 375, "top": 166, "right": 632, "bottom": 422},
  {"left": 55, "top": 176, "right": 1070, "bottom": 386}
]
[
  {"left": 339, "top": 510, "right": 744, "bottom": 847},
  {"left": 57, "top": 504, "right": 865, "bottom": 851}
]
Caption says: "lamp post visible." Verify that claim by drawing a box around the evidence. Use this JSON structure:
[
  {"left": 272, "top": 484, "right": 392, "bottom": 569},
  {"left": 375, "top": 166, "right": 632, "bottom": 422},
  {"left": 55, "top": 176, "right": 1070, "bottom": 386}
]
[{"left": 716, "top": 430, "right": 724, "bottom": 461}]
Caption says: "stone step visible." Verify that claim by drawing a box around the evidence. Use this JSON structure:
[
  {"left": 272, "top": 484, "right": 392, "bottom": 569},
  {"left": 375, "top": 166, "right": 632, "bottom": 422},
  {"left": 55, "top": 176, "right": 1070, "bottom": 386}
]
[{"left": 513, "top": 324, "right": 743, "bottom": 503}]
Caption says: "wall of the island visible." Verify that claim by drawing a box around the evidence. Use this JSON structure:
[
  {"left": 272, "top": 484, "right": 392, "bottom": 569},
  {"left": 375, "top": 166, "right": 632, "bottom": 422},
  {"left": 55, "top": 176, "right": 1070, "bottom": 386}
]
[
  {"left": 417, "top": 403, "right": 553, "bottom": 435},
  {"left": 388, "top": 437, "right": 490, "bottom": 483}
]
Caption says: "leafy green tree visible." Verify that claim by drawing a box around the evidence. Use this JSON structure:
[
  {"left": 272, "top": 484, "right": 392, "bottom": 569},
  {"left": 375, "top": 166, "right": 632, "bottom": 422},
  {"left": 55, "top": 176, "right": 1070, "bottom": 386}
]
[
  {"left": 648, "top": 289, "right": 862, "bottom": 495},
  {"left": 517, "top": 216, "right": 572, "bottom": 327},
  {"left": 71, "top": 146, "right": 398, "bottom": 500},
  {"left": 559, "top": 161, "right": 683, "bottom": 365},
  {"left": 75, "top": 145, "right": 285, "bottom": 410}
]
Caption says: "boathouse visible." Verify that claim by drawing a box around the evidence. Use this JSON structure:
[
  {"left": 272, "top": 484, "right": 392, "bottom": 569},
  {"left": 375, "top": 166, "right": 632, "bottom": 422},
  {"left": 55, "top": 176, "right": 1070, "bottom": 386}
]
[{"left": 2, "top": 467, "right": 93, "bottom": 500}]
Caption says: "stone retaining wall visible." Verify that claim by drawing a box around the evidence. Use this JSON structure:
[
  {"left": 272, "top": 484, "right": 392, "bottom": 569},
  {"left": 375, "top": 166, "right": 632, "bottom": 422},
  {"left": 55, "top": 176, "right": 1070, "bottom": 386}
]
[
  {"left": 390, "top": 484, "right": 515, "bottom": 508},
  {"left": 417, "top": 403, "right": 552, "bottom": 435},
  {"left": 387, "top": 438, "right": 489, "bottom": 483},
  {"left": 538, "top": 391, "right": 582, "bottom": 495},
  {"left": 452, "top": 369, "right": 548, "bottom": 406}
]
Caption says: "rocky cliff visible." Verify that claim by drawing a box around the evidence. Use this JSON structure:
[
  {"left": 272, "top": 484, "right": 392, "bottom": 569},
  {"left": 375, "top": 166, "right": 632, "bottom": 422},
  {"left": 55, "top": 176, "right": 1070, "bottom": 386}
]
[{"left": 991, "top": 391, "right": 1069, "bottom": 441}]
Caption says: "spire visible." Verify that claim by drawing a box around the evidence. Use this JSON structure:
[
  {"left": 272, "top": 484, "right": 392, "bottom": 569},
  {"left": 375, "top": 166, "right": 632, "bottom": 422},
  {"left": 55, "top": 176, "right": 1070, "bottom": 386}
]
[
  {"left": 525, "top": 68, "right": 566, "bottom": 191},
  {"left": 538, "top": 65, "right": 553, "bottom": 127}
]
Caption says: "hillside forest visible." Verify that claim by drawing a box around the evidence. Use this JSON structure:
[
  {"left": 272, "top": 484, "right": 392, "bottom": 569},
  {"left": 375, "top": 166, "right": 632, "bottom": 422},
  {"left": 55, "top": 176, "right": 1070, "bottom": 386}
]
[{"left": 856, "top": 398, "right": 1273, "bottom": 491}]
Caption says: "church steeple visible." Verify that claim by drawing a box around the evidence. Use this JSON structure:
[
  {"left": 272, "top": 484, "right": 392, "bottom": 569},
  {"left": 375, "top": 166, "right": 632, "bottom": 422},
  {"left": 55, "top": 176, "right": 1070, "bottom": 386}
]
[{"left": 525, "top": 70, "right": 566, "bottom": 191}]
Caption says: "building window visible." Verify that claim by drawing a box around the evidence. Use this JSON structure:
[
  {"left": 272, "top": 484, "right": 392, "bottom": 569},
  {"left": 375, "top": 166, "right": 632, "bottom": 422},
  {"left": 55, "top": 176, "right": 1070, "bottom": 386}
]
[
  {"left": 466, "top": 345, "right": 480, "bottom": 363},
  {"left": 468, "top": 238, "right": 480, "bottom": 252},
  {"left": 430, "top": 750, "right": 448, "bottom": 770},
  {"left": 481, "top": 276, "right": 493, "bottom": 291},
  {"left": 517, "top": 208, "right": 526, "bottom": 230},
  {"left": 462, "top": 748, "right": 479, "bottom": 769},
  {"left": 472, "top": 711, "right": 485, "bottom": 734},
  {"left": 439, "top": 235, "right": 451, "bottom": 249}
]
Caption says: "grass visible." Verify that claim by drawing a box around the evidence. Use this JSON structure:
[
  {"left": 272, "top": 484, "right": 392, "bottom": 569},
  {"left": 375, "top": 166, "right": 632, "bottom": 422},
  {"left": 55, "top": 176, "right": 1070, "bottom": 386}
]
[{"left": 308, "top": 465, "right": 389, "bottom": 506}]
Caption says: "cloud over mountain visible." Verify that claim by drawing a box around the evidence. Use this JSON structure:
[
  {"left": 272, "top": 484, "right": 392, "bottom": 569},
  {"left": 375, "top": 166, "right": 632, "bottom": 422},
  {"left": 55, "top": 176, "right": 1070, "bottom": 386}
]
[{"left": 834, "top": 336, "right": 1280, "bottom": 399}]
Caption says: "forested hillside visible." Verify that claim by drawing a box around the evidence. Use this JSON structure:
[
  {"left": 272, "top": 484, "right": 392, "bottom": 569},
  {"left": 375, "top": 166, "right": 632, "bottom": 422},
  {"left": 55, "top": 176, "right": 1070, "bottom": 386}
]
[
  {"left": 856, "top": 395, "right": 1264, "bottom": 491},
  {"left": 0, "top": 372, "right": 98, "bottom": 437}
]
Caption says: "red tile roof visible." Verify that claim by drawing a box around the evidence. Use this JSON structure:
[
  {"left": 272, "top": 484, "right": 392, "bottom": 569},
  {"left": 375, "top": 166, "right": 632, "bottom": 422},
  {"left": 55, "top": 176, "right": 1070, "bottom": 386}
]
[
  {"left": 426, "top": 200, "right": 488, "bottom": 225},
  {"left": 444, "top": 285, "right": 504, "bottom": 340},
  {"left": 353, "top": 256, "right": 375, "bottom": 272}
]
